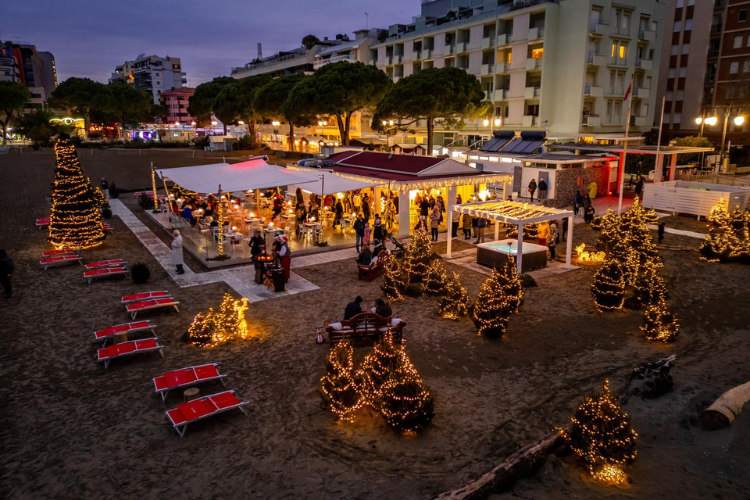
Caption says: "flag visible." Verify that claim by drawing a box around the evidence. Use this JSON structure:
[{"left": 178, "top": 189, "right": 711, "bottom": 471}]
[{"left": 623, "top": 82, "right": 632, "bottom": 101}]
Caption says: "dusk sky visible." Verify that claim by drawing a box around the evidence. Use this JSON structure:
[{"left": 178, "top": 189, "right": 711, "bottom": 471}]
[{"left": 3, "top": 0, "right": 415, "bottom": 85}]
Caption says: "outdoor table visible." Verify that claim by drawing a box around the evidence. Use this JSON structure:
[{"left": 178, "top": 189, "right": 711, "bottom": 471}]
[{"left": 184, "top": 387, "right": 200, "bottom": 402}]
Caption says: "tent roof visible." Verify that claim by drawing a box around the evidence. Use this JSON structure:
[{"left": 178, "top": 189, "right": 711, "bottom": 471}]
[
  {"left": 455, "top": 200, "right": 573, "bottom": 224},
  {"left": 159, "top": 159, "right": 318, "bottom": 194},
  {"left": 288, "top": 169, "right": 383, "bottom": 196}
]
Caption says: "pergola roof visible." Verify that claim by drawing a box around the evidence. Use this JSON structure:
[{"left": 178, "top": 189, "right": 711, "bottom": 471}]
[
  {"left": 454, "top": 200, "right": 573, "bottom": 225},
  {"left": 548, "top": 143, "right": 715, "bottom": 155}
]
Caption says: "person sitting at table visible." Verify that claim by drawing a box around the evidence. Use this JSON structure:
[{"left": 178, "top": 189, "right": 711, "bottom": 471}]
[
  {"left": 344, "top": 296, "right": 363, "bottom": 320},
  {"left": 371, "top": 297, "right": 392, "bottom": 318},
  {"left": 271, "top": 195, "right": 283, "bottom": 221},
  {"left": 182, "top": 205, "right": 197, "bottom": 227},
  {"left": 357, "top": 243, "right": 372, "bottom": 266}
]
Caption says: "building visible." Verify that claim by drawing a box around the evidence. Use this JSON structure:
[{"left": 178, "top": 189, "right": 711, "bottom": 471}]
[
  {"left": 109, "top": 54, "right": 187, "bottom": 104},
  {"left": 0, "top": 42, "right": 57, "bottom": 109},
  {"left": 369, "top": 0, "right": 666, "bottom": 146},
  {"left": 313, "top": 29, "right": 386, "bottom": 69},
  {"left": 158, "top": 87, "right": 195, "bottom": 124}
]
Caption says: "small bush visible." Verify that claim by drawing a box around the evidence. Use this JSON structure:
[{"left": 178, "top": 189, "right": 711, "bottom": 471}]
[
  {"left": 101, "top": 207, "right": 112, "bottom": 219},
  {"left": 403, "top": 283, "right": 423, "bottom": 297},
  {"left": 137, "top": 193, "right": 151, "bottom": 209},
  {"left": 131, "top": 263, "right": 151, "bottom": 284},
  {"left": 521, "top": 274, "right": 537, "bottom": 288}
]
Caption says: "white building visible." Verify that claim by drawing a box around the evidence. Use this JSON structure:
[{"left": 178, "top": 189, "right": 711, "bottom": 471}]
[{"left": 109, "top": 54, "right": 187, "bottom": 104}]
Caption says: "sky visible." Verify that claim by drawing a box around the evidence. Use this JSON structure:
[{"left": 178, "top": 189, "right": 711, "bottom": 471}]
[{"left": 2, "top": 0, "right": 416, "bottom": 85}]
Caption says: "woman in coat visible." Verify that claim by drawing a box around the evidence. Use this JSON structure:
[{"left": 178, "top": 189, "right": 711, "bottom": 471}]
[
  {"left": 171, "top": 230, "right": 184, "bottom": 275},
  {"left": 548, "top": 222, "right": 558, "bottom": 259},
  {"left": 429, "top": 206, "right": 441, "bottom": 241},
  {"left": 462, "top": 213, "right": 472, "bottom": 239}
]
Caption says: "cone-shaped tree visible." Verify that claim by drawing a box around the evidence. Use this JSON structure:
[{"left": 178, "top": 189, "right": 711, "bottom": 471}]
[
  {"left": 633, "top": 261, "right": 669, "bottom": 308},
  {"left": 378, "top": 349, "right": 435, "bottom": 433},
  {"left": 496, "top": 256, "right": 524, "bottom": 314},
  {"left": 473, "top": 267, "right": 513, "bottom": 338},
  {"left": 423, "top": 258, "right": 448, "bottom": 295},
  {"left": 700, "top": 200, "right": 742, "bottom": 262},
  {"left": 187, "top": 311, "right": 216, "bottom": 348},
  {"left": 404, "top": 227, "right": 432, "bottom": 283},
  {"left": 559, "top": 380, "right": 637, "bottom": 482},
  {"left": 358, "top": 331, "right": 401, "bottom": 406},
  {"left": 48, "top": 139, "right": 105, "bottom": 249},
  {"left": 641, "top": 299, "right": 679, "bottom": 342},
  {"left": 619, "top": 197, "right": 659, "bottom": 266},
  {"left": 321, "top": 342, "right": 363, "bottom": 422},
  {"left": 187, "top": 294, "right": 250, "bottom": 347},
  {"left": 381, "top": 255, "right": 405, "bottom": 301},
  {"left": 438, "top": 272, "right": 471, "bottom": 320},
  {"left": 591, "top": 261, "right": 627, "bottom": 312}
]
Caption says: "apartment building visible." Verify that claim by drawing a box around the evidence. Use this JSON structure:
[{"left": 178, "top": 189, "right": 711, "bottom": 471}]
[
  {"left": 158, "top": 87, "right": 195, "bottom": 124},
  {"left": 0, "top": 42, "right": 57, "bottom": 109},
  {"left": 313, "top": 29, "right": 386, "bottom": 69},
  {"left": 369, "top": 0, "right": 666, "bottom": 147},
  {"left": 109, "top": 54, "right": 187, "bottom": 104}
]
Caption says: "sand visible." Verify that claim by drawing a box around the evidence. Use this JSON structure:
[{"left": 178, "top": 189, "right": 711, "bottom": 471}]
[{"left": 1, "top": 150, "right": 749, "bottom": 500}]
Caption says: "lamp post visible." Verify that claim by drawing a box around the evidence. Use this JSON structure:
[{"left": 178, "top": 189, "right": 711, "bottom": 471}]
[{"left": 382, "top": 119, "right": 394, "bottom": 149}]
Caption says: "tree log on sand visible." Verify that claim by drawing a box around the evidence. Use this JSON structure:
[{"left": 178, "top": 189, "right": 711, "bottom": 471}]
[{"left": 701, "top": 381, "right": 750, "bottom": 431}]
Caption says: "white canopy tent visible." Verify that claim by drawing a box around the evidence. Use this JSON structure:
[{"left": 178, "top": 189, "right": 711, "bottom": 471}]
[
  {"left": 289, "top": 170, "right": 384, "bottom": 197},
  {"left": 159, "top": 158, "right": 318, "bottom": 194}
]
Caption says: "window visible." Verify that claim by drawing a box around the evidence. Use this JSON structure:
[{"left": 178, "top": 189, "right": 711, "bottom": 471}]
[
  {"left": 611, "top": 43, "right": 616, "bottom": 57},
  {"left": 679, "top": 67, "right": 687, "bottom": 78},
  {"left": 666, "top": 90, "right": 673, "bottom": 101},
  {"left": 735, "top": 35, "right": 743, "bottom": 48},
  {"left": 619, "top": 45, "right": 626, "bottom": 58},
  {"left": 531, "top": 48, "right": 544, "bottom": 59},
  {"left": 739, "top": 10, "right": 747, "bottom": 22},
  {"left": 674, "top": 21, "right": 682, "bottom": 32},
  {"left": 673, "top": 113, "right": 682, "bottom": 124},
  {"left": 682, "top": 43, "right": 690, "bottom": 54},
  {"left": 744, "top": 61, "right": 750, "bottom": 73},
  {"left": 668, "top": 68, "right": 676, "bottom": 78},
  {"left": 730, "top": 61, "right": 739, "bottom": 74},
  {"left": 685, "top": 19, "right": 693, "bottom": 31},
  {"left": 671, "top": 44, "right": 679, "bottom": 56}
]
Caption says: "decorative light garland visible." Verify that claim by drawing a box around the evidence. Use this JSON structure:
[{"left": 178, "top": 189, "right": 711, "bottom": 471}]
[
  {"left": 699, "top": 199, "right": 750, "bottom": 263},
  {"left": 151, "top": 166, "right": 159, "bottom": 211},
  {"left": 404, "top": 227, "right": 432, "bottom": 283},
  {"left": 591, "top": 261, "right": 627, "bottom": 312},
  {"left": 320, "top": 342, "right": 363, "bottom": 422},
  {"left": 187, "top": 293, "right": 250, "bottom": 347},
  {"left": 576, "top": 243, "right": 606, "bottom": 264},
  {"left": 423, "top": 258, "right": 448, "bottom": 295},
  {"left": 438, "top": 272, "right": 471, "bottom": 320},
  {"left": 472, "top": 257, "right": 524, "bottom": 337},
  {"left": 217, "top": 188, "right": 224, "bottom": 257},
  {"left": 641, "top": 298, "right": 679, "bottom": 342},
  {"left": 381, "top": 255, "right": 405, "bottom": 301}
]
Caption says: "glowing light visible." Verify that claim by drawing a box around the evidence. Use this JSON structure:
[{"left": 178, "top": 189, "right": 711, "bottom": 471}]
[
  {"left": 705, "top": 116, "right": 718, "bottom": 126},
  {"left": 494, "top": 118, "right": 502, "bottom": 127},
  {"left": 187, "top": 294, "right": 251, "bottom": 347},
  {"left": 594, "top": 464, "right": 627, "bottom": 485},
  {"left": 482, "top": 119, "right": 490, "bottom": 126},
  {"left": 211, "top": 121, "right": 218, "bottom": 126},
  {"left": 576, "top": 243, "right": 606, "bottom": 263},
  {"left": 734, "top": 116, "right": 745, "bottom": 126},
  {"left": 695, "top": 117, "right": 702, "bottom": 125}
]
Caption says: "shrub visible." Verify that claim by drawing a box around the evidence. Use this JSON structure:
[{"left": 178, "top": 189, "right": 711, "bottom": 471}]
[
  {"left": 137, "top": 193, "right": 151, "bottom": 209},
  {"left": 131, "top": 263, "right": 151, "bottom": 284},
  {"left": 101, "top": 207, "right": 112, "bottom": 219},
  {"left": 521, "top": 274, "right": 537, "bottom": 288}
]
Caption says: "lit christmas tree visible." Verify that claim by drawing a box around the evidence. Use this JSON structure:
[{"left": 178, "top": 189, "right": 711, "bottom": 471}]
[
  {"left": 358, "top": 331, "right": 401, "bottom": 406},
  {"left": 472, "top": 267, "right": 513, "bottom": 338},
  {"left": 187, "top": 311, "right": 216, "bottom": 348},
  {"left": 321, "top": 342, "right": 363, "bottom": 422},
  {"left": 559, "top": 380, "right": 637, "bottom": 484},
  {"left": 93, "top": 186, "right": 108, "bottom": 209},
  {"left": 618, "top": 197, "right": 659, "bottom": 266},
  {"left": 438, "top": 272, "right": 471, "bottom": 320},
  {"left": 641, "top": 298, "right": 679, "bottom": 342},
  {"left": 381, "top": 256, "right": 404, "bottom": 301},
  {"left": 496, "top": 256, "right": 524, "bottom": 314},
  {"left": 591, "top": 261, "right": 627, "bottom": 312},
  {"left": 423, "top": 258, "right": 448, "bottom": 295},
  {"left": 187, "top": 294, "right": 250, "bottom": 347},
  {"left": 404, "top": 227, "right": 433, "bottom": 283},
  {"left": 632, "top": 261, "right": 669, "bottom": 308},
  {"left": 48, "top": 139, "right": 105, "bottom": 249},
  {"left": 700, "top": 200, "right": 744, "bottom": 263}
]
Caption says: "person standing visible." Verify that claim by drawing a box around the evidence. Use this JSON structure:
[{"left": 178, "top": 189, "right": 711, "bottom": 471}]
[
  {"left": 100, "top": 178, "right": 110, "bottom": 198},
  {"left": 451, "top": 209, "right": 460, "bottom": 237},
  {"left": 658, "top": 222, "right": 666, "bottom": 244},
  {"left": 248, "top": 229, "right": 266, "bottom": 284},
  {"left": 528, "top": 179, "right": 537, "bottom": 202},
  {"left": 362, "top": 193, "right": 371, "bottom": 221},
  {"left": 171, "top": 230, "right": 184, "bottom": 275},
  {"left": 562, "top": 217, "right": 569, "bottom": 242},
  {"left": 353, "top": 191, "right": 362, "bottom": 215},
  {"left": 353, "top": 214, "right": 366, "bottom": 252},
  {"left": 548, "top": 222, "right": 558, "bottom": 260},
  {"left": 334, "top": 198, "right": 344, "bottom": 227},
  {"left": 587, "top": 180, "right": 598, "bottom": 199},
  {"left": 635, "top": 175, "right": 644, "bottom": 199},
  {"left": 475, "top": 217, "right": 487, "bottom": 244},
  {"left": 538, "top": 178, "right": 548, "bottom": 201},
  {"left": 429, "top": 205, "right": 441, "bottom": 241},
  {"left": 0, "top": 249, "right": 14, "bottom": 298},
  {"left": 462, "top": 213, "right": 472, "bottom": 240},
  {"left": 419, "top": 196, "right": 430, "bottom": 218},
  {"left": 573, "top": 190, "right": 583, "bottom": 216},
  {"left": 274, "top": 233, "right": 291, "bottom": 282},
  {"left": 537, "top": 221, "right": 550, "bottom": 247}
]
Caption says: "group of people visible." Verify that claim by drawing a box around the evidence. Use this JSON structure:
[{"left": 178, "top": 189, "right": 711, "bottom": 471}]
[
  {"left": 572, "top": 190, "right": 597, "bottom": 223},
  {"left": 344, "top": 296, "right": 393, "bottom": 320}
]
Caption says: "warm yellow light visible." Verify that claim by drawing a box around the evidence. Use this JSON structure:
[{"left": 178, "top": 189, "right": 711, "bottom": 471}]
[
  {"left": 618, "top": 45, "right": 626, "bottom": 58},
  {"left": 211, "top": 121, "right": 218, "bottom": 125},
  {"left": 191, "top": 121, "right": 196, "bottom": 125},
  {"left": 318, "top": 121, "right": 324, "bottom": 126},
  {"left": 238, "top": 120, "right": 245, "bottom": 125},
  {"left": 483, "top": 119, "right": 490, "bottom": 126},
  {"left": 705, "top": 116, "right": 718, "bottom": 126},
  {"left": 382, "top": 120, "right": 387, "bottom": 126},
  {"left": 389, "top": 120, "right": 394, "bottom": 126},
  {"left": 231, "top": 226, "right": 237, "bottom": 231},
  {"left": 594, "top": 464, "right": 627, "bottom": 485},
  {"left": 734, "top": 116, "right": 745, "bottom": 126},
  {"left": 494, "top": 118, "right": 502, "bottom": 127},
  {"left": 695, "top": 117, "right": 702, "bottom": 125}
]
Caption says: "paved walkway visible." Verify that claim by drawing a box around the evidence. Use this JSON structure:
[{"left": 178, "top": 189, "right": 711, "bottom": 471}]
[{"left": 110, "top": 199, "right": 319, "bottom": 303}]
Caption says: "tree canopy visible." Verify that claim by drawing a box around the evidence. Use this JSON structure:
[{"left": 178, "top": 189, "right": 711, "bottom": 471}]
[
  {"left": 107, "top": 83, "right": 153, "bottom": 137},
  {"left": 373, "top": 67, "right": 490, "bottom": 152},
  {"left": 15, "top": 108, "right": 66, "bottom": 147},
  {"left": 302, "top": 35, "right": 321, "bottom": 50},
  {"left": 213, "top": 76, "right": 271, "bottom": 137},
  {"left": 49, "top": 78, "right": 111, "bottom": 138},
  {"left": 255, "top": 74, "right": 315, "bottom": 152},
  {"left": 187, "top": 76, "right": 235, "bottom": 129},
  {"left": 0, "top": 81, "right": 32, "bottom": 145}
]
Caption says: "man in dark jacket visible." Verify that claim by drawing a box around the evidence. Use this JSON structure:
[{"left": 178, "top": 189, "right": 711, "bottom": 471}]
[
  {"left": 0, "top": 249, "right": 14, "bottom": 298},
  {"left": 538, "top": 179, "right": 547, "bottom": 200},
  {"left": 528, "top": 179, "right": 537, "bottom": 202},
  {"left": 344, "top": 296, "right": 364, "bottom": 320},
  {"left": 420, "top": 198, "right": 430, "bottom": 217},
  {"left": 357, "top": 244, "right": 372, "bottom": 265},
  {"left": 353, "top": 214, "right": 366, "bottom": 252}
]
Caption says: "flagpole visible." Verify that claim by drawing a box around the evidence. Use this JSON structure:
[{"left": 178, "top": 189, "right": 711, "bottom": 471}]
[
  {"left": 654, "top": 95, "right": 666, "bottom": 184},
  {"left": 617, "top": 73, "right": 635, "bottom": 215}
]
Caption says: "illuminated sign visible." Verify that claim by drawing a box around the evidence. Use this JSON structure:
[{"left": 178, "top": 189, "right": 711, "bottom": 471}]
[{"left": 50, "top": 117, "right": 85, "bottom": 126}]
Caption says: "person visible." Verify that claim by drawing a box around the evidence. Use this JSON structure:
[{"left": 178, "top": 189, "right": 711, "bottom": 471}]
[
  {"left": 100, "top": 178, "right": 110, "bottom": 198},
  {"left": 344, "top": 296, "right": 364, "bottom": 320},
  {"left": 475, "top": 217, "right": 487, "bottom": 244},
  {"left": 334, "top": 198, "right": 344, "bottom": 227},
  {"left": 507, "top": 195, "right": 513, "bottom": 201},
  {"left": 373, "top": 216, "right": 386, "bottom": 241},
  {"left": 588, "top": 180, "right": 598, "bottom": 199},
  {"left": 0, "top": 249, "right": 14, "bottom": 298},
  {"left": 362, "top": 194, "right": 371, "bottom": 221},
  {"left": 548, "top": 222, "right": 558, "bottom": 259},
  {"left": 451, "top": 209, "right": 460, "bottom": 237},
  {"left": 538, "top": 178, "right": 548, "bottom": 201},
  {"left": 363, "top": 220, "right": 372, "bottom": 246},
  {"left": 415, "top": 215, "right": 428, "bottom": 232},
  {"left": 636, "top": 160, "right": 644, "bottom": 175},
  {"left": 182, "top": 205, "right": 197, "bottom": 227},
  {"left": 582, "top": 193, "right": 592, "bottom": 212},
  {"left": 429, "top": 205, "right": 441, "bottom": 241},
  {"left": 353, "top": 214, "right": 366, "bottom": 252},
  {"left": 462, "top": 213, "right": 472, "bottom": 239},
  {"left": 471, "top": 213, "right": 479, "bottom": 238},
  {"left": 456, "top": 194, "right": 463, "bottom": 205},
  {"left": 537, "top": 221, "right": 550, "bottom": 247},
  {"left": 372, "top": 238, "right": 385, "bottom": 256},
  {"left": 273, "top": 233, "right": 291, "bottom": 282},
  {"left": 171, "top": 230, "right": 184, "bottom": 275},
  {"left": 353, "top": 191, "right": 362, "bottom": 215},
  {"left": 357, "top": 244, "right": 373, "bottom": 265},
  {"left": 248, "top": 229, "right": 265, "bottom": 258},
  {"left": 420, "top": 197, "right": 430, "bottom": 218},
  {"left": 528, "top": 178, "right": 537, "bottom": 202},
  {"left": 372, "top": 297, "right": 393, "bottom": 318},
  {"left": 635, "top": 175, "right": 644, "bottom": 199},
  {"left": 584, "top": 205, "right": 595, "bottom": 223},
  {"left": 271, "top": 194, "right": 283, "bottom": 221},
  {"left": 573, "top": 190, "right": 583, "bottom": 216},
  {"left": 658, "top": 222, "right": 666, "bottom": 244},
  {"left": 562, "top": 217, "right": 569, "bottom": 242}
]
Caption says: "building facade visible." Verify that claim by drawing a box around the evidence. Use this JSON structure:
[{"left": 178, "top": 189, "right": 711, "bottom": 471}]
[
  {"left": 158, "top": 87, "right": 195, "bottom": 124},
  {"left": 0, "top": 42, "right": 57, "bottom": 109},
  {"left": 109, "top": 54, "right": 187, "bottom": 104},
  {"left": 369, "top": 0, "right": 666, "bottom": 147}
]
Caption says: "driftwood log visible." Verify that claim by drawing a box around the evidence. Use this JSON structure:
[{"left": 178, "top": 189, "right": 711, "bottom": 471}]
[
  {"left": 701, "top": 381, "right": 750, "bottom": 430},
  {"left": 433, "top": 356, "right": 676, "bottom": 500}
]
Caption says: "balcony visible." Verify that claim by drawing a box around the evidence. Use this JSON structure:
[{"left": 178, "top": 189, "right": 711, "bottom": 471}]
[
  {"left": 496, "top": 33, "right": 510, "bottom": 46},
  {"left": 386, "top": 55, "right": 394, "bottom": 65},
  {"left": 584, "top": 85, "right": 603, "bottom": 97},
  {"left": 589, "top": 23, "right": 609, "bottom": 36},
  {"left": 493, "top": 89, "right": 508, "bottom": 100},
  {"left": 457, "top": 42, "right": 468, "bottom": 53},
  {"left": 612, "top": 27, "right": 631, "bottom": 38},
  {"left": 528, "top": 27, "right": 545, "bottom": 40},
  {"left": 582, "top": 114, "right": 601, "bottom": 127},
  {"left": 630, "top": 116, "right": 650, "bottom": 127},
  {"left": 446, "top": 44, "right": 456, "bottom": 55},
  {"left": 523, "top": 115, "right": 539, "bottom": 127},
  {"left": 481, "top": 63, "right": 495, "bottom": 75},
  {"left": 495, "top": 62, "right": 510, "bottom": 73},
  {"left": 526, "top": 57, "right": 543, "bottom": 70},
  {"left": 424, "top": 48, "right": 433, "bottom": 59},
  {"left": 587, "top": 52, "right": 606, "bottom": 66},
  {"left": 482, "top": 36, "right": 495, "bottom": 49},
  {"left": 313, "top": 53, "right": 354, "bottom": 69},
  {"left": 638, "top": 29, "right": 656, "bottom": 42},
  {"left": 413, "top": 50, "right": 422, "bottom": 60},
  {"left": 370, "top": 58, "right": 378, "bottom": 66},
  {"left": 608, "top": 58, "right": 628, "bottom": 67},
  {"left": 393, "top": 76, "right": 401, "bottom": 83},
  {"left": 524, "top": 86, "right": 541, "bottom": 99},
  {"left": 635, "top": 86, "right": 650, "bottom": 99},
  {"left": 606, "top": 87, "right": 624, "bottom": 97},
  {"left": 636, "top": 58, "right": 653, "bottom": 71},
  {"left": 394, "top": 54, "right": 403, "bottom": 64}
]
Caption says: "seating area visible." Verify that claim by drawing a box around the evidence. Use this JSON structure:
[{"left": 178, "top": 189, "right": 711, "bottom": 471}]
[
  {"left": 83, "top": 266, "right": 129, "bottom": 284},
  {"left": 153, "top": 363, "right": 227, "bottom": 402},
  {"left": 95, "top": 320, "right": 157, "bottom": 346},
  {"left": 97, "top": 337, "right": 165, "bottom": 369},
  {"left": 166, "top": 390, "right": 249, "bottom": 438},
  {"left": 85, "top": 259, "right": 127, "bottom": 270},
  {"left": 126, "top": 297, "right": 180, "bottom": 319},
  {"left": 357, "top": 250, "right": 389, "bottom": 281},
  {"left": 40, "top": 254, "right": 83, "bottom": 270},
  {"left": 325, "top": 312, "right": 405, "bottom": 348}
]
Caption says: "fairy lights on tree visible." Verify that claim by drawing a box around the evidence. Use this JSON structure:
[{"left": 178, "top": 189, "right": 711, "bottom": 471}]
[
  {"left": 320, "top": 343, "right": 363, "bottom": 422},
  {"left": 641, "top": 298, "right": 679, "bottom": 342},
  {"left": 632, "top": 260, "right": 669, "bottom": 308},
  {"left": 48, "top": 139, "right": 106, "bottom": 249},
  {"left": 217, "top": 188, "right": 225, "bottom": 257},
  {"left": 187, "top": 293, "right": 250, "bottom": 347},
  {"left": 380, "top": 256, "right": 405, "bottom": 301},
  {"left": 438, "top": 272, "right": 471, "bottom": 320},
  {"left": 423, "top": 258, "right": 448, "bottom": 295},
  {"left": 404, "top": 227, "right": 432, "bottom": 283},
  {"left": 559, "top": 380, "right": 637, "bottom": 485},
  {"left": 472, "top": 259, "right": 524, "bottom": 338},
  {"left": 591, "top": 261, "right": 627, "bottom": 312},
  {"left": 151, "top": 166, "right": 159, "bottom": 212},
  {"left": 700, "top": 200, "right": 750, "bottom": 263}
]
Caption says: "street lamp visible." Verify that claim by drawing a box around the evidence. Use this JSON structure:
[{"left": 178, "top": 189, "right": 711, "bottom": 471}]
[
  {"left": 494, "top": 118, "right": 502, "bottom": 127},
  {"left": 734, "top": 116, "right": 745, "bottom": 126}
]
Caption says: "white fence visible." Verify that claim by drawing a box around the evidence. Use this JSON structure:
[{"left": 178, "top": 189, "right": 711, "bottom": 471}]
[
  {"left": 676, "top": 171, "right": 750, "bottom": 187},
  {"left": 642, "top": 181, "right": 750, "bottom": 218}
]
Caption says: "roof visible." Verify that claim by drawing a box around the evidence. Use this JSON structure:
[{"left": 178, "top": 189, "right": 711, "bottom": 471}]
[
  {"left": 548, "top": 143, "right": 715, "bottom": 155},
  {"left": 333, "top": 165, "right": 480, "bottom": 182},
  {"left": 328, "top": 151, "right": 445, "bottom": 175},
  {"left": 316, "top": 38, "right": 366, "bottom": 57},
  {"left": 521, "top": 153, "right": 618, "bottom": 164},
  {"left": 455, "top": 200, "right": 573, "bottom": 224}
]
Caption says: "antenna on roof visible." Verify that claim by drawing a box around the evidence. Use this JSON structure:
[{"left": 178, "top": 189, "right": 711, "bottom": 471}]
[
  {"left": 257, "top": 43, "right": 262, "bottom": 59},
  {"left": 365, "top": 12, "right": 369, "bottom": 29}
]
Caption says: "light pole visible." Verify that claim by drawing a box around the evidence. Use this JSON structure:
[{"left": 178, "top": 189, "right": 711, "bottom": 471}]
[{"left": 382, "top": 119, "right": 394, "bottom": 150}]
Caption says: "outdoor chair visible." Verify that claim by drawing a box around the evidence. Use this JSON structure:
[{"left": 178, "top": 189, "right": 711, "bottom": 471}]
[
  {"left": 153, "top": 363, "right": 227, "bottom": 402},
  {"left": 165, "top": 390, "right": 249, "bottom": 438},
  {"left": 85, "top": 259, "right": 127, "bottom": 271},
  {"left": 95, "top": 320, "right": 157, "bottom": 346},
  {"left": 40, "top": 255, "right": 83, "bottom": 270},
  {"left": 83, "top": 267, "right": 128, "bottom": 284},
  {"left": 97, "top": 337, "right": 165, "bottom": 369},
  {"left": 36, "top": 217, "right": 50, "bottom": 229},
  {"left": 126, "top": 297, "right": 180, "bottom": 319},
  {"left": 121, "top": 290, "right": 171, "bottom": 305}
]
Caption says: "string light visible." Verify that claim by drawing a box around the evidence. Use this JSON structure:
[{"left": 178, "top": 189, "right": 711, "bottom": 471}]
[
  {"left": 472, "top": 257, "right": 524, "bottom": 337},
  {"left": 558, "top": 380, "right": 637, "bottom": 484},
  {"left": 438, "top": 272, "right": 471, "bottom": 320},
  {"left": 187, "top": 293, "right": 250, "bottom": 347},
  {"left": 151, "top": 167, "right": 159, "bottom": 211},
  {"left": 423, "top": 258, "right": 448, "bottom": 295},
  {"left": 217, "top": 188, "right": 224, "bottom": 256},
  {"left": 641, "top": 298, "right": 679, "bottom": 342},
  {"left": 320, "top": 342, "right": 363, "bottom": 422},
  {"left": 404, "top": 227, "right": 432, "bottom": 283},
  {"left": 576, "top": 243, "right": 606, "bottom": 264},
  {"left": 591, "top": 261, "right": 627, "bottom": 312},
  {"left": 633, "top": 260, "right": 668, "bottom": 307},
  {"left": 330, "top": 171, "right": 513, "bottom": 194},
  {"left": 699, "top": 199, "right": 750, "bottom": 263},
  {"left": 381, "top": 255, "right": 405, "bottom": 301},
  {"left": 48, "top": 139, "right": 106, "bottom": 250}
]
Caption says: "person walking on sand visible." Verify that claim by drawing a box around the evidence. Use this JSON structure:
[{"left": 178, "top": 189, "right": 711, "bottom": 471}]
[
  {"left": 528, "top": 179, "right": 537, "bottom": 202},
  {"left": 171, "top": 230, "right": 184, "bottom": 275},
  {"left": 0, "top": 249, "right": 14, "bottom": 298}
]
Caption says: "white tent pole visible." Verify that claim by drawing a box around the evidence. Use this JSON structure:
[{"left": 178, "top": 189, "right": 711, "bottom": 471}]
[
  {"left": 516, "top": 223, "right": 524, "bottom": 274},
  {"left": 565, "top": 214, "right": 574, "bottom": 269}
]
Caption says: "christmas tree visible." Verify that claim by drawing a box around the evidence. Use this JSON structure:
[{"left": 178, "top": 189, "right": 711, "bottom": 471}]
[
  {"left": 700, "top": 200, "right": 744, "bottom": 262},
  {"left": 641, "top": 299, "right": 679, "bottom": 342},
  {"left": 187, "top": 294, "right": 250, "bottom": 347},
  {"left": 473, "top": 267, "right": 513, "bottom": 338},
  {"left": 496, "top": 257, "right": 524, "bottom": 314},
  {"left": 591, "top": 261, "right": 627, "bottom": 312},
  {"left": 381, "top": 256, "right": 405, "bottom": 301},
  {"left": 48, "top": 139, "right": 105, "bottom": 249},
  {"left": 559, "top": 380, "right": 637, "bottom": 484},
  {"left": 358, "top": 331, "right": 401, "bottom": 407},
  {"left": 438, "top": 272, "right": 471, "bottom": 320},
  {"left": 632, "top": 261, "right": 669, "bottom": 308},
  {"left": 423, "top": 258, "right": 448, "bottom": 295},
  {"left": 187, "top": 311, "right": 216, "bottom": 348},
  {"left": 321, "top": 342, "right": 363, "bottom": 422},
  {"left": 618, "top": 197, "right": 659, "bottom": 266},
  {"left": 93, "top": 186, "right": 108, "bottom": 209},
  {"left": 404, "top": 227, "right": 433, "bottom": 282}
]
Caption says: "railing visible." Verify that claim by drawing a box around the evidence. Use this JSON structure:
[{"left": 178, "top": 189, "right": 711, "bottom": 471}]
[
  {"left": 676, "top": 172, "right": 750, "bottom": 186},
  {"left": 313, "top": 53, "right": 354, "bottom": 69}
]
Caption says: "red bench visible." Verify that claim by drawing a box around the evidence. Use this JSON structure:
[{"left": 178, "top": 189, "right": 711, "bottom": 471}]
[
  {"left": 121, "top": 291, "right": 171, "bottom": 304},
  {"left": 40, "top": 255, "right": 83, "bottom": 270},
  {"left": 357, "top": 250, "right": 389, "bottom": 281},
  {"left": 94, "top": 320, "right": 156, "bottom": 346},
  {"left": 166, "top": 390, "right": 248, "bottom": 437},
  {"left": 126, "top": 298, "right": 180, "bottom": 319},
  {"left": 153, "top": 363, "right": 227, "bottom": 402},
  {"left": 36, "top": 217, "right": 50, "bottom": 229},
  {"left": 97, "top": 337, "right": 164, "bottom": 369},
  {"left": 325, "top": 312, "right": 405, "bottom": 348},
  {"left": 85, "top": 259, "right": 127, "bottom": 270},
  {"left": 83, "top": 267, "right": 128, "bottom": 284}
]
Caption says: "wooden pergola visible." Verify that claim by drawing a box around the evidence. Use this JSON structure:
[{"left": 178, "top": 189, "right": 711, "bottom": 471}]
[{"left": 451, "top": 200, "right": 575, "bottom": 273}]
